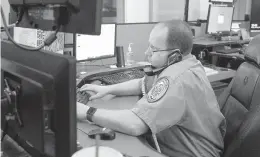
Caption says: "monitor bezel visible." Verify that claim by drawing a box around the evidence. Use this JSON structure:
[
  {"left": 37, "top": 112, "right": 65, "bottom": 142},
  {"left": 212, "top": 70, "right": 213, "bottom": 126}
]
[
  {"left": 75, "top": 23, "right": 117, "bottom": 62},
  {"left": 9, "top": 0, "right": 103, "bottom": 35},
  {"left": 206, "top": 5, "right": 235, "bottom": 35},
  {"left": 1, "top": 40, "right": 77, "bottom": 157}
]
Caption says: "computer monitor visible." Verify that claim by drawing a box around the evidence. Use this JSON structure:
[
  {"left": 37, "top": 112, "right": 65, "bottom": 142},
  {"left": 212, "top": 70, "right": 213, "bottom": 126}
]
[
  {"left": 250, "top": 0, "right": 260, "bottom": 33},
  {"left": 116, "top": 23, "right": 156, "bottom": 62},
  {"left": 9, "top": 0, "right": 103, "bottom": 35},
  {"left": 206, "top": 5, "right": 234, "bottom": 34},
  {"left": 1, "top": 40, "right": 77, "bottom": 157},
  {"left": 76, "top": 24, "right": 116, "bottom": 61}
]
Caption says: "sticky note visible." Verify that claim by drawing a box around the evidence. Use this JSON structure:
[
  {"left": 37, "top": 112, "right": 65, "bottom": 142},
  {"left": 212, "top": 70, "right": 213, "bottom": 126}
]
[{"left": 218, "top": 14, "right": 224, "bottom": 24}]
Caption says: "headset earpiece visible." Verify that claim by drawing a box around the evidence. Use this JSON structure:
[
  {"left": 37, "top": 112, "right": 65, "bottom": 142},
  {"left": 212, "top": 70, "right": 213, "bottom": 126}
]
[
  {"left": 167, "top": 49, "right": 182, "bottom": 66},
  {"left": 143, "top": 49, "right": 183, "bottom": 76}
]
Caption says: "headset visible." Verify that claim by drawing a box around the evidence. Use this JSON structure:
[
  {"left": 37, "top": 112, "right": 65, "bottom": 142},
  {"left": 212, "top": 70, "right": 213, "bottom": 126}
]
[{"left": 143, "top": 49, "right": 182, "bottom": 76}]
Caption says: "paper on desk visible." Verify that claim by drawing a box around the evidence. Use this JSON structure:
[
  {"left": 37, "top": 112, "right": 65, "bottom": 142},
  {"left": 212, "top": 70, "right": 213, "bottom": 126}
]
[
  {"left": 204, "top": 67, "right": 219, "bottom": 76},
  {"left": 13, "top": 27, "right": 65, "bottom": 53},
  {"left": 137, "top": 61, "right": 151, "bottom": 66},
  {"left": 14, "top": 27, "right": 37, "bottom": 47}
]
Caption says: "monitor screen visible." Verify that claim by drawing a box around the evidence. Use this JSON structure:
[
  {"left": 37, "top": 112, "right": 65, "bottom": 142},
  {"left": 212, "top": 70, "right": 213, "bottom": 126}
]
[
  {"left": 206, "top": 6, "right": 234, "bottom": 34},
  {"left": 76, "top": 24, "right": 116, "bottom": 61},
  {"left": 116, "top": 23, "right": 156, "bottom": 62}
]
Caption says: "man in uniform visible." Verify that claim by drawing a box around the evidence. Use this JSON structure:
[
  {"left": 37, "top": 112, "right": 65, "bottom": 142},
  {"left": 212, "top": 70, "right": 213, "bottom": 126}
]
[{"left": 77, "top": 20, "right": 226, "bottom": 157}]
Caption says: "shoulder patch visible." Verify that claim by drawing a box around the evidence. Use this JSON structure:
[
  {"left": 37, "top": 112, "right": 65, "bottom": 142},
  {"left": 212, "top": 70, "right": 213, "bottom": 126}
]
[{"left": 146, "top": 77, "right": 169, "bottom": 103}]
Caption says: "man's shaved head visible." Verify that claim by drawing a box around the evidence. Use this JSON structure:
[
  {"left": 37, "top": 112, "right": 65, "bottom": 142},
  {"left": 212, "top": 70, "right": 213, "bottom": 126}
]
[
  {"left": 150, "top": 20, "right": 193, "bottom": 55},
  {"left": 146, "top": 20, "right": 194, "bottom": 68}
]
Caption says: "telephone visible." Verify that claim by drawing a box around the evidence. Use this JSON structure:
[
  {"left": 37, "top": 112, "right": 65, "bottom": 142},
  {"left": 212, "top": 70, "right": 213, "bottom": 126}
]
[{"left": 144, "top": 49, "right": 182, "bottom": 76}]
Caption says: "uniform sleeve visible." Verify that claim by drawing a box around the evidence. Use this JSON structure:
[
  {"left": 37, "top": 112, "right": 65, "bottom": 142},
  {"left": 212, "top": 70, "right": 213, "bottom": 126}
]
[{"left": 131, "top": 76, "right": 186, "bottom": 134}]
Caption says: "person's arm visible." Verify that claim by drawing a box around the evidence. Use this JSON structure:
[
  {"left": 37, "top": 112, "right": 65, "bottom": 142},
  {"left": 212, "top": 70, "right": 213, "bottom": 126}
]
[
  {"left": 80, "top": 78, "right": 144, "bottom": 100},
  {"left": 107, "top": 78, "right": 143, "bottom": 96},
  {"left": 78, "top": 76, "right": 185, "bottom": 137},
  {"left": 77, "top": 102, "right": 148, "bottom": 136},
  {"left": 92, "top": 109, "right": 149, "bottom": 136}
]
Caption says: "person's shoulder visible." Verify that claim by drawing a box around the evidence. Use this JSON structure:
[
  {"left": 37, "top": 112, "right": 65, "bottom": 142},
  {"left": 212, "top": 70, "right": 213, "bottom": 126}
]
[
  {"left": 159, "top": 66, "right": 191, "bottom": 83},
  {"left": 155, "top": 74, "right": 183, "bottom": 90}
]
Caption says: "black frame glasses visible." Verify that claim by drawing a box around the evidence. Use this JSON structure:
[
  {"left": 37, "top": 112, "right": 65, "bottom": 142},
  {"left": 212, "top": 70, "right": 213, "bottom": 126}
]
[{"left": 148, "top": 44, "right": 180, "bottom": 54}]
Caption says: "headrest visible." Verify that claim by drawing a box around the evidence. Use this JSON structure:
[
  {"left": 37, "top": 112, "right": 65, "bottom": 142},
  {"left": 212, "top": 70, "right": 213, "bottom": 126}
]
[{"left": 245, "top": 34, "right": 260, "bottom": 66}]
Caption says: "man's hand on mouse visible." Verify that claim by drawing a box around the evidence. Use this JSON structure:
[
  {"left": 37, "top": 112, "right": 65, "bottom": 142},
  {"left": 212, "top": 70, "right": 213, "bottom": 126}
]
[
  {"left": 76, "top": 102, "right": 90, "bottom": 121},
  {"left": 80, "top": 84, "right": 110, "bottom": 101}
]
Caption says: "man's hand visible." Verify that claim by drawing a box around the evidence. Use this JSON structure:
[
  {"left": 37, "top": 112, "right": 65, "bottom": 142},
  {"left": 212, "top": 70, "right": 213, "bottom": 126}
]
[
  {"left": 76, "top": 102, "right": 89, "bottom": 121},
  {"left": 80, "top": 84, "right": 110, "bottom": 100}
]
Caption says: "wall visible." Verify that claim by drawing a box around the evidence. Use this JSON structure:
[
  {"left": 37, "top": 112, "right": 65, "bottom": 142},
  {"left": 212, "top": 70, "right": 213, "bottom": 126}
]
[
  {"left": 188, "top": 0, "right": 209, "bottom": 21},
  {"left": 233, "top": 0, "right": 247, "bottom": 20},
  {"left": 124, "top": 0, "right": 150, "bottom": 23},
  {"left": 1, "top": 0, "right": 10, "bottom": 26},
  {"left": 152, "top": 0, "right": 185, "bottom": 21}
]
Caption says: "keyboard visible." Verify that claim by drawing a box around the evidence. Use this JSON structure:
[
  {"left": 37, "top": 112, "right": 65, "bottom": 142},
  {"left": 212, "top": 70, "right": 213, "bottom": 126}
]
[
  {"left": 77, "top": 87, "right": 91, "bottom": 104},
  {"left": 92, "top": 68, "right": 146, "bottom": 85},
  {"left": 77, "top": 68, "right": 145, "bottom": 104},
  {"left": 216, "top": 48, "right": 243, "bottom": 54}
]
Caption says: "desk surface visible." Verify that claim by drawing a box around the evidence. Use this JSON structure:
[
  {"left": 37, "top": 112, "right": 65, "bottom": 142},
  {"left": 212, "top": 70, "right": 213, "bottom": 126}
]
[
  {"left": 209, "top": 51, "right": 245, "bottom": 60},
  {"left": 193, "top": 39, "right": 250, "bottom": 47},
  {"left": 76, "top": 95, "right": 165, "bottom": 157},
  {"left": 205, "top": 66, "right": 235, "bottom": 82},
  {"left": 77, "top": 63, "right": 236, "bottom": 85}
]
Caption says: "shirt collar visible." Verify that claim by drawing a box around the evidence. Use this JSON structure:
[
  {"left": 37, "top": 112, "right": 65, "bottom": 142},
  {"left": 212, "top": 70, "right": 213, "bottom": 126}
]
[{"left": 159, "top": 55, "right": 201, "bottom": 79}]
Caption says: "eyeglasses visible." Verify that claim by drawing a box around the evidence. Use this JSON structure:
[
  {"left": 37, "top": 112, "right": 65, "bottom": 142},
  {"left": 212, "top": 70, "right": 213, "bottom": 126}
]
[{"left": 148, "top": 44, "right": 179, "bottom": 54}]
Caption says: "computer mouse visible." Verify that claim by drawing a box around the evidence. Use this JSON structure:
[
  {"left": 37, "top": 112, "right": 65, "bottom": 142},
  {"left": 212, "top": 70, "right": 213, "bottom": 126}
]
[
  {"left": 238, "top": 49, "right": 244, "bottom": 54},
  {"left": 88, "top": 128, "right": 116, "bottom": 140}
]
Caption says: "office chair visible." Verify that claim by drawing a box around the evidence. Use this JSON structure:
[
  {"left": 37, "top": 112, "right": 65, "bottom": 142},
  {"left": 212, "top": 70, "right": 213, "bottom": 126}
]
[{"left": 217, "top": 35, "right": 260, "bottom": 157}]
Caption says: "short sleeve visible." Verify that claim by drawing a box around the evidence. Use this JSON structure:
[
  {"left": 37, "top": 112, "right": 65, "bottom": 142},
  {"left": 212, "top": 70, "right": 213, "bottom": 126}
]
[{"left": 131, "top": 76, "right": 186, "bottom": 134}]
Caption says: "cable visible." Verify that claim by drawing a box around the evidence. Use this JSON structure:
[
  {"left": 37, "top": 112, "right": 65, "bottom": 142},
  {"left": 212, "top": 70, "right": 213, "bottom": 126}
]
[
  {"left": 1, "top": 7, "right": 24, "bottom": 31},
  {"left": 152, "top": 134, "right": 161, "bottom": 153},
  {"left": 1, "top": 6, "right": 60, "bottom": 51}
]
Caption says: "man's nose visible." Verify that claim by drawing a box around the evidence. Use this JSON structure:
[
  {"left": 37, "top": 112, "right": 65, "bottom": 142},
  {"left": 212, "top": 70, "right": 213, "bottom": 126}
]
[
  {"left": 144, "top": 50, "right": 151, "bottom": 61},
  {"left": 144, "top": 49, "right": 151, "bottom": 56}
]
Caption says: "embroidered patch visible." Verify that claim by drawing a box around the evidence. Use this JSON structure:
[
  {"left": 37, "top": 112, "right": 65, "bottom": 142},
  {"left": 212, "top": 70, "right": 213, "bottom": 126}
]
[{"left": 146, "top": 77, "right": 169, "bottom": 103}]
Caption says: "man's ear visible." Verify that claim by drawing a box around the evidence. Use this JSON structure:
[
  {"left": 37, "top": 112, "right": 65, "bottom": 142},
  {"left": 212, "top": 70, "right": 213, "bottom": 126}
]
[{"left": 167, "top": 49, "right": 182, "bottom": 65}]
